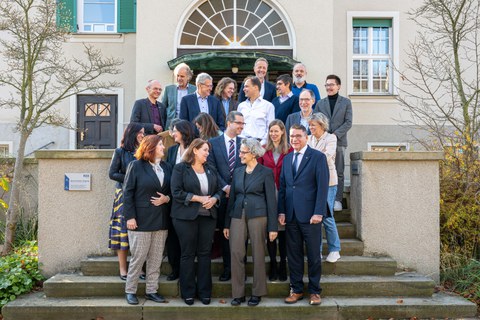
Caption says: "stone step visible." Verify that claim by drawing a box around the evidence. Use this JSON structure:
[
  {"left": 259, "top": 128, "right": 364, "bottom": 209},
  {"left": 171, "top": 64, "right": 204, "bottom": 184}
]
[
  {"left": 248, "top": 238, "right": 364, "bottom": 256},
  {"left": 3, "top": 291, "right": 476, "bottom": 320},
  {"left": 81, "top": 255, "right": 396, "bottom": 277},
  {"left": 43, "top": 273, "right": 435, "bottom": 298},
  {"left": 331, "top": 209, "right": 351, "bottom": 223}
]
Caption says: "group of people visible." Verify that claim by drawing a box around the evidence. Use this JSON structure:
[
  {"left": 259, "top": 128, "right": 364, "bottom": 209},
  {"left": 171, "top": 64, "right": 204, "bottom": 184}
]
[{"left": 108, "top": 57, "right": 353, "bottom": 307}]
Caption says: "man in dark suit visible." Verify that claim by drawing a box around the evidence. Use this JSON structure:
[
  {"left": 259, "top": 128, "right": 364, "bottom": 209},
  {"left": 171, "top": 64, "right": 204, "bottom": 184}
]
[
  {"left": 130, "top": 80, "right": 167, "bottom": 135},
  {"left": 179, "top": 73, "right": 226, "bottom": 131},
  {"left": 314, "top": 75, "right": 352, "bottom": 211},
  {"left": 278, "top": 124, "right": 330, "bottom": 306},
  {"left": 207, "top": 111, "right": 245, "bottom": 281},
  {"left": 238, "top": 57, "right": 276, "bottom": 103}
]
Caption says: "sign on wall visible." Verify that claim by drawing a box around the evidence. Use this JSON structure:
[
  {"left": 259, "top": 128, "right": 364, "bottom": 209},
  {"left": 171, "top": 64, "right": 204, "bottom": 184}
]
[{"left": 64, "top": 173, "right": 91, "bottom": 191}]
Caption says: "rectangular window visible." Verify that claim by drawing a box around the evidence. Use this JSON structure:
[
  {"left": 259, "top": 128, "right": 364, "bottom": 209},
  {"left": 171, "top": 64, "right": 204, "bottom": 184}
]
[
  {"left": 368, "top": 142, "right": 409, "bottom": 152},
  {"left": 78, "top": 0, "right": 116, "bottom": 33},
  {"left": 347, "top": 13, "right": 399, "bottom": 96},
  {"left": 0, "top": 141, "right": 13, "bottom": 157}
]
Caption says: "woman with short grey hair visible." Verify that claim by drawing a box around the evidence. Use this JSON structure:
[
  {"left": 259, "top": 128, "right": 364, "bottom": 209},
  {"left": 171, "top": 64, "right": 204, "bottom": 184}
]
[
  {"left": 307, "top": 113, "right": 341, "bottom": 263},
  {"left": 224, "top": 138, "right": 277, "bottom": 307}
]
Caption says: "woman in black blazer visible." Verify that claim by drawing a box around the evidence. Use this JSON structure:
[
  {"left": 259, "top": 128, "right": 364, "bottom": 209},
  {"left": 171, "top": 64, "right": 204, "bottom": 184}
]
[
  {"left": 123, "top": 135, "right": 172, "bottom": 305},
  {"left": 108, "top": 123, "right": 144, "bottom": 280},
  {"left": 165, "top": 119, "right": 196, "bottom": 281},
  {"left": 223, "top": 138, "right": 278, "bottom": 307},
  {"left": 171, "top": 138, "right": 222, "bottom": 306}
]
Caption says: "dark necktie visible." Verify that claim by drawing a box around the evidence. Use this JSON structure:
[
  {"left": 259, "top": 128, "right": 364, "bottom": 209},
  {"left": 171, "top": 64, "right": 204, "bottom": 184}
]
[
  {"left": 292, "top": 152, "right": 300, "bottom": 176},
  {"left": 228, "top": 139, "right": 235, "bottom": 177}
]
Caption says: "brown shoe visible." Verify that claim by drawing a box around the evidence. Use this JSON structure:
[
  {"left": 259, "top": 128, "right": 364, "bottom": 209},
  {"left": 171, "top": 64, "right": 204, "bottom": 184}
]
[
  {"left": 309, "top": 293, "right": 321, "bottom": 305},
  {"left": 284, "top": 292, "right": 303, "bottom": 304}
]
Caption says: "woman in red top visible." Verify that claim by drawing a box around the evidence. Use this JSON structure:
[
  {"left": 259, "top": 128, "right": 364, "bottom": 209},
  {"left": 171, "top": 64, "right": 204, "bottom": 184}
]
[{"left": 258, "top": 119, "right": 293, "bottom": 281}]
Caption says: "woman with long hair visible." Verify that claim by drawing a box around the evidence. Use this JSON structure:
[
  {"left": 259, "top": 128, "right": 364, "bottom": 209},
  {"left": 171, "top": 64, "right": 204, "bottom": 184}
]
[
  {"left": 258, "top": 120, "right": 292, "bottom": 281},
  {"left": 108, "top": 123, "right": 145, "bottom": 280},
  {"left": 123, "top": 135, "right": 172, "bottom": 305},
  {"left": 194, "top": 112, "right": 221, "bottom": 140}
]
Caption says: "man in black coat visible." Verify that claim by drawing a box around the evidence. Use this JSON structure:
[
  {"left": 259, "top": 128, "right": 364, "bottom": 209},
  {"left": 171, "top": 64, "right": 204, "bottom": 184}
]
[{"left": 130, "top": 80, "right": 167, "bottom": 135}]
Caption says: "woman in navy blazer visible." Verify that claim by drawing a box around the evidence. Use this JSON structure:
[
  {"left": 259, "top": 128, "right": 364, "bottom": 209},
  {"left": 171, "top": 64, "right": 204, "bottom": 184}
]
[
  {"left": 171, "top": 138, "right": 222, "bottom": 306},
  {"left": 123, "top": 135, "right": 172, "bottom": 305},
  {"left": 258, "top": 120, "right": 292, "bottom": 282},
  {"left": 224, "top": 138, "right": 278, "bottom": 307}
]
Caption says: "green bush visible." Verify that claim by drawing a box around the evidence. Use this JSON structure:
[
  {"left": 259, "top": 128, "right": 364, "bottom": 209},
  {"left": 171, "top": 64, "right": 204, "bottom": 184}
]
[
  {"left": 441, "top": 253, "right": 480, "bottom": 303},
  {"left": 0, "top": 241, "right": 44, "bottom": 308}
]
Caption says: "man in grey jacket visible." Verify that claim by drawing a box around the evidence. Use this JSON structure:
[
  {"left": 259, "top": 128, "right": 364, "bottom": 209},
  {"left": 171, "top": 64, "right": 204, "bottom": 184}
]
[{"left": 314, "top": 75, "right": 352, "bottom": 211}]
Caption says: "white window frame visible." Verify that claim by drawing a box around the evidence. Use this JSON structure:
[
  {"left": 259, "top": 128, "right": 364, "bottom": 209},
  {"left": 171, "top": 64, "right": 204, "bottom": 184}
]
[
  {"left": 347, "top": 11, "right": 399, "bottom": 96},
  {"left": 77, "top": 0, "right": 117, "bottom": 33},
  {"left": 367, "top": 142, "right": 409, "bottom": 152},
  {"left": 0, "top": 141, "right": 13, "bottom": 157}
]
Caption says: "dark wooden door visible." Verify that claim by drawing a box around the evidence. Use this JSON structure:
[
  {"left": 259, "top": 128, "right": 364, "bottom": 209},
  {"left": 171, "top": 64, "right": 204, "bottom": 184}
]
[{"left": 77, "top": 95, "right": 117, "bottom": 149}]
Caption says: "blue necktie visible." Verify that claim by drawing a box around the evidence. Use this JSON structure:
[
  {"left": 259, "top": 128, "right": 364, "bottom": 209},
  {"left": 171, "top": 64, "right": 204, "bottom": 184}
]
[{"left": 292, "top": 152, "right": 300, "bottom": 176}]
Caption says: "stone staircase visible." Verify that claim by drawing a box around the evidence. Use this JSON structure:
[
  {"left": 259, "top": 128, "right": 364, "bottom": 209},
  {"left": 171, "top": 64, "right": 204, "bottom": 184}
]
[{"left": 2, "top": 202, "right": 477, "bottom": 319}]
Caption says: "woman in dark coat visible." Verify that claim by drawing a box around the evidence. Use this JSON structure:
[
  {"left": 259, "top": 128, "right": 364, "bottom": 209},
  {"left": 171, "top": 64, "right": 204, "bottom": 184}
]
[
  {"left": 108, "top": 123, "right": 144, "bottom": 280},
  {"left": 123, "top": 135, "right": 172, "bottom": 305},
  {"left": 171, "top": 138, "right": 222, "bottom": 306}
]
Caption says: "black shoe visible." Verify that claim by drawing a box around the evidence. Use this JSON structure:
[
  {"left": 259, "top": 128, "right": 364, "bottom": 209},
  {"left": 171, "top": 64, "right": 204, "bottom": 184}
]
[
  {"left": 269, "top": 269, "right": 278, "bottom": 281},
  {"left": 139, "top": 274, "right": 146, "bottom": 280},
  {"left": 125, "top": 293, "right": 138, "bottom": 305},
  {"left": 167, "top": 272, "right": 179, "bottom": 281},
  {"left": 248, "top": 296, "right": 261, "bottom": 306},
  {"left": 184, "top": 298, "right": 194, "bottom": 305},
  {"left": 119, "top": 275, "right": 127, "bottom": 281},
  {"left": 278, "top": 261, "right": 287, "bottom": 281},
  {"left": 201, "top": 298, "right": 211, "bottom": 305},
  {"left": 231, "top": 296, "right": 246, "bottom": 306},
  {"left": 219, "top": 270, "right": 231, "bottom": 281},
  {"left": 145, "top": 293, "right": 166, "bottom": 303}
]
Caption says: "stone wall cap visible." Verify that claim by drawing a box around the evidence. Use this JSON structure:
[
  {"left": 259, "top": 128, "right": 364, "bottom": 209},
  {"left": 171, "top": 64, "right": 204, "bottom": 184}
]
[
  {"left": 35, "top": 150, "right": 114, "bottom": 159},
  {"left": 350, "top": 151, "right": 444, "bottom": 161}
]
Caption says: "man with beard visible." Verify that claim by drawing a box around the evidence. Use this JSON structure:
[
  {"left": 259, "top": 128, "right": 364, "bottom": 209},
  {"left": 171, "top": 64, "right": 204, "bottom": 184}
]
[{"left": 291, "top": 63, "right": 321, "bottom": 103}]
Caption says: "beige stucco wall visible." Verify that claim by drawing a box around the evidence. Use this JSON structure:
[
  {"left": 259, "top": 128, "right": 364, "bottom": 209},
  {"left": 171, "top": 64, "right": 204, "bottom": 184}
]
[
  {"left": 36, "top": 150, "right": 114, "bottom": 277},
  {"left": 350, "top": 152, "right": 443, "bottom": 281}
]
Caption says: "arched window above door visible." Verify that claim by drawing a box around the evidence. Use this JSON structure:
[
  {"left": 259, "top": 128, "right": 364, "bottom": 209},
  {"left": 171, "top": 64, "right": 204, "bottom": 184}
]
[{"left": 179, "top": 0, "right": 292, "bottom": 48}]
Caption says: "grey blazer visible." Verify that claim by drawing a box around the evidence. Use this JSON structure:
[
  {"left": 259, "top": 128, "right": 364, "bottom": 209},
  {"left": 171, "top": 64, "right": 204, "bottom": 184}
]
[
  {"left": 314, "top": 95, "right": 352, "bottom": 147},
  {"left": 161, "top": 83, "right": 196, "bottom": 129},
  {"left": 285, "top": 111, "right": 311, "bottom": 138}
]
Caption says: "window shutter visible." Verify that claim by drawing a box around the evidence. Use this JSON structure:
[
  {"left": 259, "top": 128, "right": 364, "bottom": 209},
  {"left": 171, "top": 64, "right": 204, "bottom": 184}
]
[
  {"left": 56, "top": 0, "right": 77, "bottom": 33},
  {"left": 118, "top": 0, "right": 136, "bottom": 33},
  {"left": 353, "top": 19, "right": 392, "bottom": 28}
]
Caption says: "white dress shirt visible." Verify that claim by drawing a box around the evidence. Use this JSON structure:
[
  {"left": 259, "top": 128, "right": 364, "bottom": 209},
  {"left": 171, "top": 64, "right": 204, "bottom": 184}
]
[{"left": 237, "top": 97, "right": 275, "bottom": 145}]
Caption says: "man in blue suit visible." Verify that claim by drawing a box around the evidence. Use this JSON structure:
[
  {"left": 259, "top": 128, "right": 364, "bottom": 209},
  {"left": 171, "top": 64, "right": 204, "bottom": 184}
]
[
  {"left": 278, "top": 124, "right": 330, "bottom": 306},
  {"left": 238, "top": 58, "right": 276, "bottom": 103},
  {"left": 179, "top": 73, "right": 226, "bottom": 131},
  {"left": 207, "top": 111, "right": 245, "bottom": 281}
]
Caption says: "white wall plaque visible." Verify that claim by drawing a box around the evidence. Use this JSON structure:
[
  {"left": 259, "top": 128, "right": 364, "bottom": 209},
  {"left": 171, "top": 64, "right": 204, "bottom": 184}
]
[{"left": 64, "top": 173, "right": 91, "bottom": 191}]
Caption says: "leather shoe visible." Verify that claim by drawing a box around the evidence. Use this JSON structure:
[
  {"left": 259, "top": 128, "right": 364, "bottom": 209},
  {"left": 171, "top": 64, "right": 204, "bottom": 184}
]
[
  {"left": 184, "top": 298, "right": 194, "bottom": 305},
  {"left": 119, "top": 275, "right": 127, "bottom": 281},
  {"left": 248, "top": 296, "right": 261, "bottom": 306},
  {"left": 219, "top": 271, "right": 231, "bottom": 281},
  {"left": 167, "top": 272, "right": 179, "bottom": 281},
  {"left": 201, "top": 298, "right": 211, "bottom": 305},
  {"left": 145, "top": 293, "right": 166, "bottom": 303},
  {"left": 284, "top": 292, "right": 303, "bottom": 304},
  {"left": 125, "top": 293, "right": 138, "bottom": 305},
  {"left": 231, "top": 296, "right": 246, "bottom": 306},
  {"left": 309, "top": 293, "right": 321, "bottom": 305}
]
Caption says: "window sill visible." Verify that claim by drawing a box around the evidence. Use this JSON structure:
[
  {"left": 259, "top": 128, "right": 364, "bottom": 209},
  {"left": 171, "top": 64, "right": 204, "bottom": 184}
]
[{"left": 67, "top": 33, "right": 125, "bottom": 43}]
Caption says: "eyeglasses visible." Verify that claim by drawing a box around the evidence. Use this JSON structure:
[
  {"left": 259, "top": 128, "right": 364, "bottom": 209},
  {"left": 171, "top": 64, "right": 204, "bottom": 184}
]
[
  {"left": 201, "top": 83, "right": 213, "bottom": 88},
  {"left": 324, "top": 83, "right": 337, "bottom": 88},
  {"left": 239, "top": 150, "right": 251, "bottom": 155},
  {"left": 233, "top": 121, "right": 246, "bottom": 125},
  {"left": 290, "top": 134, "right": 305, "bottom": 139}
]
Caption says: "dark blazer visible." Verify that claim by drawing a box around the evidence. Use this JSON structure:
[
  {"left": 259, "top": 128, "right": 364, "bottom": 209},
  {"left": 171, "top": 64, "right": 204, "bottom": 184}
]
[
  {"left": 123, "top": 160, "right": 172, "bottom": 231},
  {"left": 272, "top": 95, "right": 300, "bottom": 124},
  {"left": 238, "top": 80, "right": 276, "bottom": 103},
  {"left": 278, "top": 146, "right": 330, "bottom": 224},
  {"left": 258, "top": 147, "right": 293, "bottom": 189},
  {"left": 130, "top": 98, "right": 167, "bottom": 135},
  {"left": 314, "top": 95, "right": 353, "bottom": 147},
  {"left": 207, "top": 135, "right": 242, "bottom": 189},
  {"left": 179, "top": 93, "right": 226, "bottom": 131},
  {"left": 108, "top": 147, "right": 136, "bottom": 189},
  {"left": 166, "top": 144, "right": 181, "bottom": 168},
  {"left": 217, "top": 97, "right": 239, "bottom": 121},
  {"left": 225, "top": 164, "right": 277, "bottom": 232},
  {"left": 285, "top": 111, "right": 311, "bottom": 138},
  {"left": 162, "top": 83, "right": 197, "bottom": 129},
  {"left": 171, "top": 162, "right": 223, "bottom": 220}
]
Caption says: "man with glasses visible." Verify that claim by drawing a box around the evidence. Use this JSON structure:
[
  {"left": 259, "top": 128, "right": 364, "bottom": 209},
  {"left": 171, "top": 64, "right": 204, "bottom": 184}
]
[
  {"left": 314, "top": 75, "right": 352, "bottom": 212},
  {"left": 207, "top": 111, "right": 245, "bottom": 282},
  {"left": 179, "top": 73, "right": 226, "bottom": 131},
  {"left": 130, "top": 80, "right": 167, "bottom": 135}
]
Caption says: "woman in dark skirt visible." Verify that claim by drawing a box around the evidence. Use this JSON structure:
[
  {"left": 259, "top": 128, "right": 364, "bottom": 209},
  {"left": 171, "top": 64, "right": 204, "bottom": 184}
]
[{"left": 108, "top": 123, "right": 145, "bottom": 280}]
